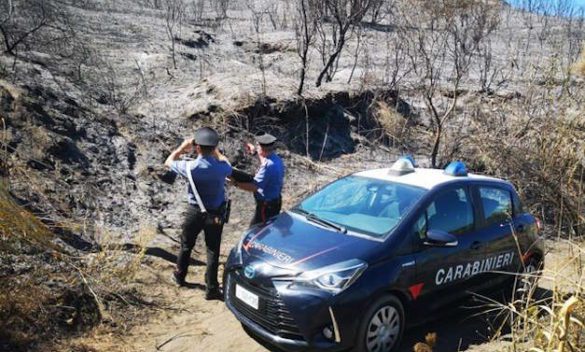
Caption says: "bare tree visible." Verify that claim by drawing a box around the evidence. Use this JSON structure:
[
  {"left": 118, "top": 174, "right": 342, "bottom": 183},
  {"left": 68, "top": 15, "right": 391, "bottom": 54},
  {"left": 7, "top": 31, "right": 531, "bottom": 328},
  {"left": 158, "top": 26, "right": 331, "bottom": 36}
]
[
  {"left": 314, "top": 0, "right": 379, "bottom": 87},
  {"left": 164, "top": 0, "right": 186, "bottom": 70},
  {"left": 294, "top": 0, "right": 319, "bottom": 95},
  {"left": 212, "top": 0, "right": 230, "bottom": 19},
  {"left": 190, "top": 0, "right": 205, "bottom": 22},
  {"left": 396, "top": 0, "right": 500, "bottom": 167},
  {"left": 247, "top": 0, "right": 278, "bottom": 97},
  {"left": 383, "top": 31, "right": 410, "bottom": 90},
  {"left": 0, "top": 0, "right": 66, "bottom": 56},
  {"left": 142, "top": 0, "right": 163, "bottom": 9}
]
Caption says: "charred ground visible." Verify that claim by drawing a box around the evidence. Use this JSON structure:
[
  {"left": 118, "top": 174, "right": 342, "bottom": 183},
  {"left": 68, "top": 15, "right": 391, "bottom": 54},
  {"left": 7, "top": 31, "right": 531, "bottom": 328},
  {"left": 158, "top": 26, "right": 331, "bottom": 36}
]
[{"left": 0, "top": 0, "right": 584, "bottom": 351}]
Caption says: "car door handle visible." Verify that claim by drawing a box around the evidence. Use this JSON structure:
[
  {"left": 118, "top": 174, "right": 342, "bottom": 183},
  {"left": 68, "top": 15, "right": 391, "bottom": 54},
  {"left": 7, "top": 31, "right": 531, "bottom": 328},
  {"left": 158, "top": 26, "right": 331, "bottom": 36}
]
[{"left": 470, "top": 241, "right": 482, "bottom": 250}]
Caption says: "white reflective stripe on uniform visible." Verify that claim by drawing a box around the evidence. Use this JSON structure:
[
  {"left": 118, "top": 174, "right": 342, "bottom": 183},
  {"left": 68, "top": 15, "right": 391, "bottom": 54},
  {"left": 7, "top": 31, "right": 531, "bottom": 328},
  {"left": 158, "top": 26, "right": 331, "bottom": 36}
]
[{"left": 187, "top": 160, "right": 207, "bottom": 213}]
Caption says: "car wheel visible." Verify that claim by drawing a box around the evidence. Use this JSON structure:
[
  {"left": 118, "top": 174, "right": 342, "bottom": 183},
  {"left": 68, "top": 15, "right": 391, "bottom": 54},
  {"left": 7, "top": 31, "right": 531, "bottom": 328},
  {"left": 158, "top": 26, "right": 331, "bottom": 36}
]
[
  {"left": 515, "top": 257, "right": 542, "bottom": 302},
  {"left": 356, "top": 295, "right": 404, "bottom": 352}
]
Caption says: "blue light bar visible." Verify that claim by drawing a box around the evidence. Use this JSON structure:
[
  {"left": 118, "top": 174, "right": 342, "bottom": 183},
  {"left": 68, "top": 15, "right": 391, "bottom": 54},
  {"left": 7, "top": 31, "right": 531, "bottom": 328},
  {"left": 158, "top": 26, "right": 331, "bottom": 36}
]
[{"left": 444, "top": 161, "right": 468, "bottom": 176}]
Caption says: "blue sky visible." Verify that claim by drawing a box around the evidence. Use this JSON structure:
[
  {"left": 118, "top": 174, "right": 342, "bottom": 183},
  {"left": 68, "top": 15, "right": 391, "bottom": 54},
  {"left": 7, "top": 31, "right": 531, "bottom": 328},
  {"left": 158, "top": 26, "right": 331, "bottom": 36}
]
[{"left": 507, "top": 0, "right": 585, "bottom": 13}]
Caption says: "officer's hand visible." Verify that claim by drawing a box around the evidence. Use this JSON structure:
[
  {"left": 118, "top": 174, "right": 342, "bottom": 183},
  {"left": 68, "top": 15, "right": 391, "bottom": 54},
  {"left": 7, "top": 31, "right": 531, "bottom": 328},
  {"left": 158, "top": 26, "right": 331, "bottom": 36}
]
[
  {"left": 180, "top": 138, "right": 194, "bottom": 151},
  {"left": 214, "top": 149, "right": 229, "bottom": 162},
  {"left": 245, "top": 142, "right": 256, "bottom": 155}
]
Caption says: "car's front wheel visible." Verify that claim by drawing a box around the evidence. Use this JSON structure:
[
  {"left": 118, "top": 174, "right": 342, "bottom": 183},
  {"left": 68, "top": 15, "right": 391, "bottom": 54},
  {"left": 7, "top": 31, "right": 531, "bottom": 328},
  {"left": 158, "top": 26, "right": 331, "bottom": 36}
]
[{"left": 356, "top": 295, "right": 404, "bottom": 352}]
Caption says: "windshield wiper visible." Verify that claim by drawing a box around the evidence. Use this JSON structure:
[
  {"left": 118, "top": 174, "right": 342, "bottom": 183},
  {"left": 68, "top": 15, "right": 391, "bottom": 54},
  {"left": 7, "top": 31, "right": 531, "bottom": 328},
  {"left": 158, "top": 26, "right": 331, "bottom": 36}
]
[{"left": 292, "top": 208, "right": 347, "bottom": 234}]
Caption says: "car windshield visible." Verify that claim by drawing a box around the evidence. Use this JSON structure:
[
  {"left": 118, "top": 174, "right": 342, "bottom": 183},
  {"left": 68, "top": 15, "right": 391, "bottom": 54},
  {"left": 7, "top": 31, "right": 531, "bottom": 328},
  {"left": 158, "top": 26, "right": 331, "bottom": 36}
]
[{"left": 295, "top": 176, "right": 426, "bottom": 238}]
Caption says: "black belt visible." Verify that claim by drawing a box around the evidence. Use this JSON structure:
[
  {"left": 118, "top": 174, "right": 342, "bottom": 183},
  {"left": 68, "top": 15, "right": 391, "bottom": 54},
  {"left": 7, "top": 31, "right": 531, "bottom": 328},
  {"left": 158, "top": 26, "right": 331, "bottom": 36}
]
[
  {"left": 190, "top": 203, "right": 221, "bottom": 214},
  {"left": 255, "top": 197, "right": 281, "bottom": 205}
]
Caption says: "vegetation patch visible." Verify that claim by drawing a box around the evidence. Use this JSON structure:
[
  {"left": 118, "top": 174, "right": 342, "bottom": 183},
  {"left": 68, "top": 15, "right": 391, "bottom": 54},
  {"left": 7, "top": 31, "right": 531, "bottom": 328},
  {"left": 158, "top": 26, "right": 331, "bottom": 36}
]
[{"left": 0, "top": 182, "right": 154, "bottom": 351}]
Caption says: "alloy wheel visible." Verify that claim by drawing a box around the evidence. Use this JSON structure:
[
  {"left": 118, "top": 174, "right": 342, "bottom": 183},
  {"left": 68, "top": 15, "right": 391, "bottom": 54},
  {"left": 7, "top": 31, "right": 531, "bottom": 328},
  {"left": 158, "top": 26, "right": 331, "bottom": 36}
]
[{"left": 366, "top": 305, "right": 401, "bottom": 352}]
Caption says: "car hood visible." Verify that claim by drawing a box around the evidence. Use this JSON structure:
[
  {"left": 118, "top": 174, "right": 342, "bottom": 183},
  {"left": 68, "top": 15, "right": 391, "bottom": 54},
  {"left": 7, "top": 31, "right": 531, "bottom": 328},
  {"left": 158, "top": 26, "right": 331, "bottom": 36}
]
[{"left": 240, "top": 211, "right": 381, "bottom": 272}]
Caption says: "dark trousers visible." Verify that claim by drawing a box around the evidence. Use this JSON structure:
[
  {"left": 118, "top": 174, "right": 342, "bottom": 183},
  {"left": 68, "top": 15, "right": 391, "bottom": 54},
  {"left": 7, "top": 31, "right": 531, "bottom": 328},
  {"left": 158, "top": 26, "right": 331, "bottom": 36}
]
[
  {"left": 176, "top": 205, "right": 224, "bottom": 292},
  {"left": 250, "top": 198, "right": 282, "bottom": 226}
]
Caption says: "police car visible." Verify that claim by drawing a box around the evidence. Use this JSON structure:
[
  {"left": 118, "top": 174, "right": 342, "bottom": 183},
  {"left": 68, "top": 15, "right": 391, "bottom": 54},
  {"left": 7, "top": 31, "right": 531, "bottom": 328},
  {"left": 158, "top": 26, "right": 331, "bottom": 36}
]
[{"left": 224, "top": 158, "right": 544, "bottom": 352}]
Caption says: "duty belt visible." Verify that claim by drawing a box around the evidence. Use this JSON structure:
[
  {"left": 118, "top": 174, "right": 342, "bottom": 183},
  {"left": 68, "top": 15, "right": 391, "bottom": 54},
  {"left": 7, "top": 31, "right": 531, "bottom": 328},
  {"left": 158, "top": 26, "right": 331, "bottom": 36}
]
[
  {"left": 256, "top": 197, "right": 281, "bottom": 205},
  {"left": 190, "top": 203, "right": 220, "bottom": 214}
]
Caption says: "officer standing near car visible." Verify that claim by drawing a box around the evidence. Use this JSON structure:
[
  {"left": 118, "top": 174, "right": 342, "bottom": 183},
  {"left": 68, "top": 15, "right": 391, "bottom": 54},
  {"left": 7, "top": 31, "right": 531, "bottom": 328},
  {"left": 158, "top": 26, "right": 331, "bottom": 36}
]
[
  {"left": 233, "top": 132, "right": 285, "bottom": 226},
  {"left": 164, "top": 127, "right": 232, "bottom": 300}
]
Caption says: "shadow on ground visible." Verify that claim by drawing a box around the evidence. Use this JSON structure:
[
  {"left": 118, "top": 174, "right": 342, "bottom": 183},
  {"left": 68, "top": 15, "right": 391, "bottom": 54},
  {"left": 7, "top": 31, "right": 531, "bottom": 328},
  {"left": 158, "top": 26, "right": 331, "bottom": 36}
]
[
  {"left": 400, "top": 305, "right": 505, "bottom": 351},
  {"left": 401, "top": 286, "right": 553, "bottom": 351},
  {"left": 244, "top": 287, "right": 554, "bottom": 352},
  {"left": 121, "top": 243, "right": 206, "bottom": 266}
]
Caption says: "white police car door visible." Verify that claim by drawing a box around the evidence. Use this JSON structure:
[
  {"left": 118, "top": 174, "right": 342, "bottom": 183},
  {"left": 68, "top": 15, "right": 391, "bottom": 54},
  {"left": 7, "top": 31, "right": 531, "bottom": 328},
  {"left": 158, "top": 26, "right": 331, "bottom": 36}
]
[
  {"left": 411, "top": 187, "right": 485, "bottom": 309},
  {"left": 471, "top": 185, "right": 520, "bottom": 286}
]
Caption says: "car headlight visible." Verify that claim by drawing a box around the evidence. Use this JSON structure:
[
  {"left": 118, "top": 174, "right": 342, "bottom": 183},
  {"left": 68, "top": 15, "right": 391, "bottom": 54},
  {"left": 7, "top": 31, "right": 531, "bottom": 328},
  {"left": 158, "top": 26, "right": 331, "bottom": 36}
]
[{"left": 275, "top": 259, "right": 367, "bottom": 294}]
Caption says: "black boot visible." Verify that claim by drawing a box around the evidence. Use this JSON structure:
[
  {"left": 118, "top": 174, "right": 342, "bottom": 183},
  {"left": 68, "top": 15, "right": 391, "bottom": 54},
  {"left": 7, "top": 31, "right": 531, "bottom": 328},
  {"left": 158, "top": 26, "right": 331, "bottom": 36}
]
[
  {"left": 172, "top": 270, "right": 186, "bottom": 287},
  {"left": 205, "top": 288, "right": 223, "bottom": 301}
]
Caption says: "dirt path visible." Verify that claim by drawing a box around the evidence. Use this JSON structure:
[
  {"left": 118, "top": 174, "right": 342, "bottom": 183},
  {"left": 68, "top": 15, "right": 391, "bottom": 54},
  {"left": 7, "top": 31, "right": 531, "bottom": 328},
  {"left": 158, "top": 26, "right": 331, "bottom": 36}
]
[
  {"left": 83, "top": 239, "right": 581, "bottom": 352},
  {"left": 84, "top": 243, "right": 271, "bottom": 352}
]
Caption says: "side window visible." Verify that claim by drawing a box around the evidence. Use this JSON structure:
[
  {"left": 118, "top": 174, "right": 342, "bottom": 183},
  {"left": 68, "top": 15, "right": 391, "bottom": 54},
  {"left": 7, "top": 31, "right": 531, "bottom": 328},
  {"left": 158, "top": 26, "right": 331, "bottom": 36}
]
[
  {"left": 413, "top": 213, "right": 427, "bottom": 240},
  {"left": 427, "top": 188, "right": 474, "bottom": 235},
  {"left": 479, "top": 187, "right": 512, "bottom": 225},
  {"left": 512, "top": 191, "right": 524, "bottom": 216}
]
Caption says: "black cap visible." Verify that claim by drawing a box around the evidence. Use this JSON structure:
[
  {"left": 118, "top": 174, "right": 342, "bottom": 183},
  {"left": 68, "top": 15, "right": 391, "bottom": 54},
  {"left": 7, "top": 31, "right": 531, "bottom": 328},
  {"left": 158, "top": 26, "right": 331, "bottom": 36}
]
[
  {"left": 254, "top": 132, "right": 277, "bottom": 146},
  {"left": 194, "top": 127, "right": 219, "bottom": 147}
]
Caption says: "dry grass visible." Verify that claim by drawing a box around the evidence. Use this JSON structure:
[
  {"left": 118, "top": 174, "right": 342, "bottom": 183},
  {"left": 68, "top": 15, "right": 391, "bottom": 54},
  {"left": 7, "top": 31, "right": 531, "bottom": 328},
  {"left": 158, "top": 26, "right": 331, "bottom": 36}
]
[
  {"left": 464, "top": 96, "right": 585, "bottom": 236},
  {"left": 87, "top": 224, "right": 157, "bottom": 286},
  {"left": 373, "top": 100, "right": 410, "bottom": 147},
  {"left": 0, "top": 182, "right": 77, "bottom": 351},
  {"left": 375, "top": 101, "right": 405, "bottom": 137},
  {"left": 489, "top": 240, "right": 585, "bottom": 352},
  {"left": 413, "top": 332, "right": 437, "bottom": 352},
  {"left": 573, "top": 45, "right": 585, "bottom": 77},
  {"left": 0, "top": 180, "right": 55, "bottom": 252},
  {"left": 0, "top": 181, "right": 156, "bottom": 351}
]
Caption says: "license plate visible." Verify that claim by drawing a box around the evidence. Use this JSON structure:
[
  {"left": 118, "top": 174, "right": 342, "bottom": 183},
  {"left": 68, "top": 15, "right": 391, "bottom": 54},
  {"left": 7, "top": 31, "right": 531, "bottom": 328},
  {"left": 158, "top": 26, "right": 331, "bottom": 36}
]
[{"left": 235, "top": 284, "right": 259, "bottom": 310}]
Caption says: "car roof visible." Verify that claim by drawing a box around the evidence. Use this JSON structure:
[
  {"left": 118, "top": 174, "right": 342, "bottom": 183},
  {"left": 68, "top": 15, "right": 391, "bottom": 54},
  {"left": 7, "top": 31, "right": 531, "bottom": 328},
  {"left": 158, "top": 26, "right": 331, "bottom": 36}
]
[{"left": 354, "top": 167, "right": 506, "bottom": 190}]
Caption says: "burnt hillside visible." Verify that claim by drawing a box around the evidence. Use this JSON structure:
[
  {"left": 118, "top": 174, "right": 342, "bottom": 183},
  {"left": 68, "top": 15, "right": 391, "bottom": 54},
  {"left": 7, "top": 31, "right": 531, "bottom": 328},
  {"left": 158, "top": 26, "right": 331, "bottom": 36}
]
[{"left": 0, "top": 0, "right": 584, "bottom": 351}]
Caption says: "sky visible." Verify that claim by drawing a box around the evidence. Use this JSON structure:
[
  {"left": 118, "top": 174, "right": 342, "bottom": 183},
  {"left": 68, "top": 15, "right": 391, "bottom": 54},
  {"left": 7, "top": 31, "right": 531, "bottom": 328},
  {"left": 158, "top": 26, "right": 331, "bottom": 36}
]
[{"left": 507, "top": 0, "right": 585, "bottom": 14}]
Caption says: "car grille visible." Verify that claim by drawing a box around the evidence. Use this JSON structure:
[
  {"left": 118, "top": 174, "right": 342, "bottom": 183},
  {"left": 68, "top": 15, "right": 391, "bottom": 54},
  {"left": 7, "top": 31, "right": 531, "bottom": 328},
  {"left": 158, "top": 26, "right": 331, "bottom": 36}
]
[{"left": 229, "top": 271, "right": 303, "bottom": 341}]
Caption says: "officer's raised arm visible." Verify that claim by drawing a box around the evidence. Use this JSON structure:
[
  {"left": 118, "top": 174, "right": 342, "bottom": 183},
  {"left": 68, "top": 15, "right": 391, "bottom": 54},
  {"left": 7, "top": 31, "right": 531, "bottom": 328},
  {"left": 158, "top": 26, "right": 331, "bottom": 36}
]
[
  {"left": 164, "top": 138, "right": 194, "bottom": 169},
  {"left": 213, "top": 148, "right": 230, "bottom": 163},
  {"left": 166, "top": 127, "right": 232, "bottom": 301},
  {"left": 234, "top": 132, "right": 285, "bottom": 226}
]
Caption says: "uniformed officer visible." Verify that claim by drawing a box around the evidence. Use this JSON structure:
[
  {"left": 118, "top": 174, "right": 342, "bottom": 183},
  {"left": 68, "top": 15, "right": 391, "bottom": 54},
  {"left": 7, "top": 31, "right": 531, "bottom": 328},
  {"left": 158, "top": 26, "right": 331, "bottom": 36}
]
[
  {"left": 234, "top": 133, "right": 285, "bottom": 226},
  {"left": 164, "top": 127, "right": 232, "bottom": 300}
]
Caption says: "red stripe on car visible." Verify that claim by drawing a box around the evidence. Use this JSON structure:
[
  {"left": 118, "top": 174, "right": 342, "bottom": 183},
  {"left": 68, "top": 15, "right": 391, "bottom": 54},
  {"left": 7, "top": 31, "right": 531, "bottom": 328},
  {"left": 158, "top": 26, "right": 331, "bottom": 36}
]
[{"left": 409, "top": 283, "right": 425, "bottom": 300}]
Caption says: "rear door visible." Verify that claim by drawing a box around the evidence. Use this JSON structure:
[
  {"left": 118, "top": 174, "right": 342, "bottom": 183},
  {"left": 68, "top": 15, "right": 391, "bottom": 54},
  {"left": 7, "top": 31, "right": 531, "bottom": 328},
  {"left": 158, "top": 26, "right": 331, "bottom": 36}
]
[
  {"left": 411, "top": 186, "right": 485, "bottom": 310},
  {"left": 471, "top": 183, "right": 522, "bottom": 287}
]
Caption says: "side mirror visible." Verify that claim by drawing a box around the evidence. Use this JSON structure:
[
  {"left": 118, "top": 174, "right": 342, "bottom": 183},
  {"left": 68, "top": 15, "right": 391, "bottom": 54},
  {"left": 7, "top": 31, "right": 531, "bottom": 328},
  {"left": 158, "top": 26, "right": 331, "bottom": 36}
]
[{"left": 424, "top": 229, "right": 458, "bottom": 247}]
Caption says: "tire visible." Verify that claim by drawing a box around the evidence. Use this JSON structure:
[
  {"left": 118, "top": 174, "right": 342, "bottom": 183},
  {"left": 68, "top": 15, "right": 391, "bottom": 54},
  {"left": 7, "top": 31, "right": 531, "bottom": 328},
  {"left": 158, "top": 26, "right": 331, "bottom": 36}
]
[
  {"left": 355, "top": 295, "right": 405, "bottom": 352},
  {"left": 514, "top": 257, "right": 543, "bottom": 303}
]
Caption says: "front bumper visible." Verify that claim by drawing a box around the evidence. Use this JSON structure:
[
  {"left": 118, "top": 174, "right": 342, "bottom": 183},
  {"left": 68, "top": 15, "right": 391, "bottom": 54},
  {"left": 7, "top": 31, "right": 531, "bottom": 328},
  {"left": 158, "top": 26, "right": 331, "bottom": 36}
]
[
  {"left": 224, "top": 269, "right": 353, "bottom": 352},
  {"left": 225, "top": 276, "right": 309, "bottom": 351}
]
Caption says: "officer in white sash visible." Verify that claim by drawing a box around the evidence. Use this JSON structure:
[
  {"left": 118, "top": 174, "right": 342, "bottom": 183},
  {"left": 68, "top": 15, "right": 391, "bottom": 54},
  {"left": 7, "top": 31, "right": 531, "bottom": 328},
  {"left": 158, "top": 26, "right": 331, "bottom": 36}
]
[{"left": 164, "top": 127, "right": 232, "bottom": 300}]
